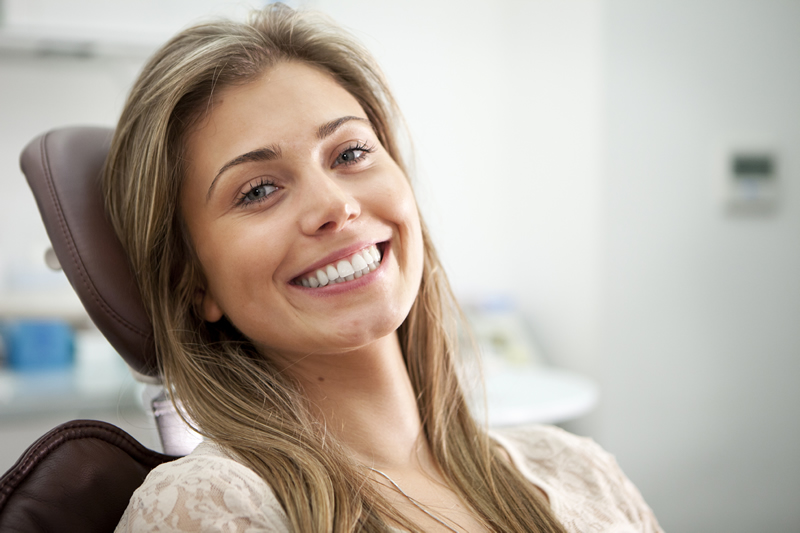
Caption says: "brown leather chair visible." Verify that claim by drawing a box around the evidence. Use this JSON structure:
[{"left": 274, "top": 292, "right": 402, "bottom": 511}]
[
  {"left": 0, "top": 420, "right": 175, "bottom": 532},
  {"left": 0, "top": 127, "right": 183, "bottom": 531}
]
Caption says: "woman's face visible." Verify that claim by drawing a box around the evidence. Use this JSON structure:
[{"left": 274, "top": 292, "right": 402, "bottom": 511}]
[{"left": 181, "top": 61, "right": 423, "bottom": 362}]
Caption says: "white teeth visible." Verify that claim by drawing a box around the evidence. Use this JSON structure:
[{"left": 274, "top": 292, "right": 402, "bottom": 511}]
[
  {"left": 326, "top": 264, "right": 339, "bottom": 282},
  {"left": 351, "top": 253, "right": 368, "bottom": 271},
  {"left": 336, "top": 260, "right": 355, "bottom": 278},
  {"left": 316, "top": 269, "right": 329, "bottom": 287},
  {"left": 297, "top": 245, "right": 383, "bottom": 288}
]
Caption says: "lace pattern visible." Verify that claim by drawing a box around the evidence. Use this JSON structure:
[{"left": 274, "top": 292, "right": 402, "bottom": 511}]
[
  {"left": 116, "top": 426, "right": 662, "bottom": 532},
  {"left": 492, "top": 426, "right": 663, "bottom": 533},
  {"left": 115, "top": 442, "right": 289, "bottom": 532}
]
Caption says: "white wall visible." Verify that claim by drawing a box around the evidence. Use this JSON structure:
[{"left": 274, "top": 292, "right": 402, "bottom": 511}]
[
  {"left": 602, "top": 1, "right": 800, "bottom": 531},
  {"left": 0, "top": 54, "right": 143, "bottom": 293}
]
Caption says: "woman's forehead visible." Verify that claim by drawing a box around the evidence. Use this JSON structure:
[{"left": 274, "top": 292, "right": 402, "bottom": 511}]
[{"left": 189, "top": 62, "right": 368, "bottom": 152}]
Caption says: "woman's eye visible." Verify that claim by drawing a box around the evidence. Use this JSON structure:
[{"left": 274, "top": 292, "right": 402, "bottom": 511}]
[
  {"left": 239, "top": 181, "right": 277, "bottom": 206},
  {"left": 333, "top": 143, "right": 372, "bottom": 167}
]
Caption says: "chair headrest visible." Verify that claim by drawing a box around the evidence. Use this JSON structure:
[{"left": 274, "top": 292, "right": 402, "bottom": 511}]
[{"left": 20, "top": 127, "right": 158, "bottom": 379}]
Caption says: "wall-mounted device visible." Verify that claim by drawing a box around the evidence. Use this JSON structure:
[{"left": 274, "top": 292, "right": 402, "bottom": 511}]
[{"left": 717, "top": 142, "right": 779, "bottom": 214}]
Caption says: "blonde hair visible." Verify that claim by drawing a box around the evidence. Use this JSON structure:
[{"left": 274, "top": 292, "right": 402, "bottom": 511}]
[{"left": 104, "top": 4, "right": 565, "bottom": 532}]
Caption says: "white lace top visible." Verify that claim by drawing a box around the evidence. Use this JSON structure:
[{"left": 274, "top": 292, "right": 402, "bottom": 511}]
[{"left": 116, "top": 425, "right": 663, "bottom": 532}]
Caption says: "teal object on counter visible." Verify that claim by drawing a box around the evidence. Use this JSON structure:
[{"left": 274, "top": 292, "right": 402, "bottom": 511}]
[{"left": 3, "top": 320, "right": 74, "bottom": 371}]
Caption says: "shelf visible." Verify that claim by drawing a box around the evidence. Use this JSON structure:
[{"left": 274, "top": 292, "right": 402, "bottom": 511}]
[
  {"left": 0, "top": 364, "right": 142, "bottom": 419},
  {"left": 0, "top": 290, "right": 89, "bottom": 323},
  {"left": 0, "top": 25, "right": 164, "bottom": 58}
]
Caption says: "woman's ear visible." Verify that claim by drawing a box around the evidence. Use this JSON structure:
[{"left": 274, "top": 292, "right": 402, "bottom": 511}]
[{"left": 196, "top": 288, "right": 224, "bottom": 323}]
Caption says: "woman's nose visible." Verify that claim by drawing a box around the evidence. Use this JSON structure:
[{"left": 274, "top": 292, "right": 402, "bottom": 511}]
[{"left": 298, "top": 171, "right": 361, "bottom": 235}]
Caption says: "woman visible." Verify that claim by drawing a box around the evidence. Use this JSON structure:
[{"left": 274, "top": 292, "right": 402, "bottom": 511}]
[{"left": 108, "top": 4, "right": 661, "bottom": 532}]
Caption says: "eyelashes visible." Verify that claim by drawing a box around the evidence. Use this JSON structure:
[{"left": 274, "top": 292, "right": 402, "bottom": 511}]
[
  {"left": 237, "top": 179, "right": 278, "bottom": 207},
  {"left": 333, "top": 141, "right": 374, "bottom": 168},
  {"left": 235, "top": 141, "right": 376, "bottom": 208}
]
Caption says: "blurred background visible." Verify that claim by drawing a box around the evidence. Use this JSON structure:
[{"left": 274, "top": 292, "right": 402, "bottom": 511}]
[{"left": 1, "top": 0, "right": 799, "bottom": 531}]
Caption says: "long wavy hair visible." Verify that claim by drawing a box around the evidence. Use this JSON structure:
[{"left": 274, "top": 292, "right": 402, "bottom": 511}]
[{"left": 103, "top": 4, "right": 565, "bottom": 532}]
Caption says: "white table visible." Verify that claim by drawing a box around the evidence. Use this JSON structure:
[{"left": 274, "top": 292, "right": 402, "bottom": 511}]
[{"left": 481, "top": 366, "right": 599, "bottom": 427}]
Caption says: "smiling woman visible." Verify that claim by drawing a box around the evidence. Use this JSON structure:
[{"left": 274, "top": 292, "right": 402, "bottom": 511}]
[{"left": 105, "top": 4, "right": 662, "bottom": 533}]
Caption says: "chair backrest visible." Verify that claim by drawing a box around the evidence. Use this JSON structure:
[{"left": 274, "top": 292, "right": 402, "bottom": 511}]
[
  {"left": 0, "top": 420, "right": 176, "bottom": 533},
  {"left": 19, "top": 127, "right": 158, "bottom": 379}
]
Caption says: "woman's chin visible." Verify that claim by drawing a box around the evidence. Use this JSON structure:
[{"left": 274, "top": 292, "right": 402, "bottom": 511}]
[
  {"left": 318, "top": 316, "right": 402, "bottom": 353},
  {"left": 265, "top": 316, "right": 403, "bottom": 361}
]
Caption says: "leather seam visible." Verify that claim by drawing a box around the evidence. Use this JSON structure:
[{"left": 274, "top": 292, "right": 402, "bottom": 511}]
[{"left": 38, "top": 131, "right": 150, "bottom": 339}]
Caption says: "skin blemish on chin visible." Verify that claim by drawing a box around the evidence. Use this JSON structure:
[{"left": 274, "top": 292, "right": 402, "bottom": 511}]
[{"left": 318, "top": 377, "right": 325, "bottom": 382}]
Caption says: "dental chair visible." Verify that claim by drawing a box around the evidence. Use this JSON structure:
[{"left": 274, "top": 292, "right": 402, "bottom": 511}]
[{"left": 0, "top": 127, "right": 196, "bottom": 532}]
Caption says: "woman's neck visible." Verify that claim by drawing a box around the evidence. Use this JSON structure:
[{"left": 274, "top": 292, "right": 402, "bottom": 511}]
[
  {"left": 279, "top": 334, "right": 493, "bottom": 533},
  {"left": 285, "top": 332, "right": 430, "bottom": 470}
]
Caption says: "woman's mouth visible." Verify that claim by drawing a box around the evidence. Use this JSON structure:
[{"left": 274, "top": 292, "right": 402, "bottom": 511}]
[{"left": 292, "top": 244, "right": 383, "bottom": 288}]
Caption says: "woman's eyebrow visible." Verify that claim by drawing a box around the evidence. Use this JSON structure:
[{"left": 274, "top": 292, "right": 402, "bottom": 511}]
[
  {"left": 206, "top": 145, "right": 281, "bottom": 202},
  {"left": 317, "top": 116, "right": 369, "bottom": 139},
  {"left": 205, "top": 116, "right": 369, "bottom": 203}
]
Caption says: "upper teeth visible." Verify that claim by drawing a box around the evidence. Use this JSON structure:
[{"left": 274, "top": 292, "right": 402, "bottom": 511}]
[{"left": 297, "top": 245, "right": 382, "bottom": 288}]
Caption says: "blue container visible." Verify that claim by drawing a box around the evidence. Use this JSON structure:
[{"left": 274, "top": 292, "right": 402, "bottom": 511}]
[{"left": 5, "top": 320, "right": 74, "bottom": 371}]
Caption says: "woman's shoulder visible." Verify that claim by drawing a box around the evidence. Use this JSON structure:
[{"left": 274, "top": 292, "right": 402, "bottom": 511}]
[
  {"left": 115, "top": 441, "right": 290, "bottom": 532},
  {"left": 491, "top": 425, "right": 624, "bottom": 495},
  {"left": 492, "top": 425, "right": 664, "bottom": 533},
  {"left": 492, "top": 424, "right": 618, "bottom": 467}
]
